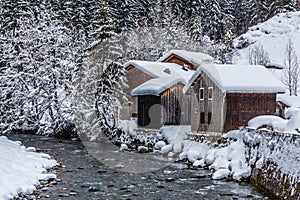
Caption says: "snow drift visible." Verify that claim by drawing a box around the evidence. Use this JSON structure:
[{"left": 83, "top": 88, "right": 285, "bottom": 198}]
[{"left": 0, "top": 136, "right": 57, "bottom": 199}]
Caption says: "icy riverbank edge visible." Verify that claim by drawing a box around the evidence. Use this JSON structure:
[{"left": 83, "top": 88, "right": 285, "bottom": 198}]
[
  {"left": 0, "top": 136, "right": 58, "bottom": 200},
  {"left": 118, "top": 123, "right": 300, "bottom": 199}
]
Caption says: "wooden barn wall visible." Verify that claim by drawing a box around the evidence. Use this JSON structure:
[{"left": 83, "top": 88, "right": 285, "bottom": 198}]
[
  {"left": 161, "top": 83, "right": 191, "bottom": 125},
  {"left": 190, "top": 73, "right": 225, "bottom": 133},
  {"left": 121, "top": 66, "right": 152, "bottom": 119},
  {"left": 224, "top": 93, "right": 277, "bottom": 132},
  {"left": 138, "top": 95, "right": 161, "bottom": 129},
  {"left": 162, "top": 54, "right": 198, "bottom": 70}
]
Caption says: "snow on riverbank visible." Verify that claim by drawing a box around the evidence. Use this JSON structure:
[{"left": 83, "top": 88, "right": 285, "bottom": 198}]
[
  {"left": 0, "top": 136, "right": 57, "bottom": 200},
  {"left": 118, "top": 120, "right": 300, "bottom": 183},
  {"left": 154, "top": 126, "right": 251, "bottom": 181},
  {"left": 155, "top": 125, "right": 300, "bottom": 182}
]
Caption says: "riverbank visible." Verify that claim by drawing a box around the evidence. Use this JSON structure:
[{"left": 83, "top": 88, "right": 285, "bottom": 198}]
[{"left": 7, "top": 133, "right": 267, "bottom": 199}]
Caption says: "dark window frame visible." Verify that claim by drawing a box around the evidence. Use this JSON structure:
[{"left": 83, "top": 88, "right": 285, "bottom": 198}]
[
  {"left": 208, "top": 87, "right": 213, "bottom": 100},
  {"left": 199, "top": 87, "right": 204, "bottom": 101}
]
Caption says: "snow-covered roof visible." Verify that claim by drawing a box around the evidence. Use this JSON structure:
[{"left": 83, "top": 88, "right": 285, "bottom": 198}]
[
  {"left": 124, "top": 60, "right": 194, "bottom": 82},
  {"left": 184, "top": 64, "right": 286, "bottom": 93},
  {"left": 131, "top": 77, "right": 186, "bottom": 96},
  {"left": 157, "top": 50, "right": 213, "bottom": 65},
  {"left": 277, "top": 94, "right": 300, "bottom": 108}
]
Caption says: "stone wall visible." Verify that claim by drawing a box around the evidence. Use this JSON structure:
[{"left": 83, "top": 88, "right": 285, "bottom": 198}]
[
  {"left": 251, "top": 162, "right": 300, "bottom": 199},
  {"left": 236, "top": 128, "right": 300, "bottom": 199}
]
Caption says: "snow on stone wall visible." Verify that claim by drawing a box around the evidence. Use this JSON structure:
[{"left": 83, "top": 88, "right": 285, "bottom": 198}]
[{"left": 225, "top": 128, "right": 300, "bottom": 198}]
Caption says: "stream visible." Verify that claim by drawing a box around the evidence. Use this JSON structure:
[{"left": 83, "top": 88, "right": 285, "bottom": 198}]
[{"left": 8, "top": 133, "right": 268, "bottom": 200}]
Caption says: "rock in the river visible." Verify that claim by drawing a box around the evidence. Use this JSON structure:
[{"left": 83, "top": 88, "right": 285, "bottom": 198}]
[
  {"left": 88, "top": 186, "right": 100, "bottom": 192},
  {"left": 58, "top": 193, "right": 69, "bottom": 197},
  {"left": 137, "top": 146, "right": 149, "bottom": 153}
]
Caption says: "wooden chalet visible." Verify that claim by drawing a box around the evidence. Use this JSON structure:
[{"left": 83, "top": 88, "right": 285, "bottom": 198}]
[
  {"left": 184, "top": 64, "right": 286, "bottom": 134},
  {"left": 123, "top": 60, "right": 195, "bottom": 128},
  {"left": 122, "top": 50, "right": 213, "bottom": 129}
]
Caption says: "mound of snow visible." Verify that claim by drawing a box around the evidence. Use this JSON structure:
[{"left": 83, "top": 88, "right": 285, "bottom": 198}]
[
  {"left": 212, "top": 169, "right": 231, "bottom": 180},
  {"left": 120, "top": 144, "right": 128, "bottom": 151},
  {"left": 161, "top": 144, "right": 173, "bottom": 154},
  {"left": 0, "top": 136, "right": 57, "bottom": 199},
  {"left": 118, "top": 120, "right": 137, "bottom": 136},
  {"left": 284, "top": 108, "right": 300, "bottom": 134},
  {"left": 205, "top": 139, "right": 251, "bottom": 181},
  {"left": 160, "top": 126, "right": 190, "bottom": 153},
  {"left": 248, "top": 115, "right": 288, "bottom": 132},
  {"left": 154, "top": 141, "right": 166, "bottom": 150}
]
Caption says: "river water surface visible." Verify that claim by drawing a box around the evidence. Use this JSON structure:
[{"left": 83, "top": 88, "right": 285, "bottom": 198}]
[{"left": 8, "top": 134, "right": 268, "bottom": 200}]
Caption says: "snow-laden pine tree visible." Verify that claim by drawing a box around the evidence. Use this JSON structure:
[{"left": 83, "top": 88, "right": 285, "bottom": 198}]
[
  {"left": 95, "top": 61, "right": 127, "bottom": 143},
  {"left": 72, "top": 0, "right": 126, "bottom": 141},
  {"left": 249, "top": 0, "right": 269, "bottom": 26}
]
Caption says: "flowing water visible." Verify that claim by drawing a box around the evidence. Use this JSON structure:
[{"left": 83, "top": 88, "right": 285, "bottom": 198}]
[{"left": 8, "top": 134, "right": 268, "bottom": 200}]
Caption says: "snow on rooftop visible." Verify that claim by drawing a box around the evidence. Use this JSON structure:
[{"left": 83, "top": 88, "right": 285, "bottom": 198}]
[
  {"left": 131, "top": 77, "right": 186, "bottom": 96},
  {"left": 126, "top": 60, "right": 195, "bottom": 96},
  {"left": 184, "top": 64, "right": 286, "bottom": 93},
  {"left": 124, "top": 60, "right": 194, "bottom": 81},
  {"left": 277, "top": 94, "right": 300, "bottom": 108},
  {"left": 233, "top": 11, "right": 300, "bottom": 67},
  {"left": 157, "top": 50, "right": 213, "bottom": 64}
]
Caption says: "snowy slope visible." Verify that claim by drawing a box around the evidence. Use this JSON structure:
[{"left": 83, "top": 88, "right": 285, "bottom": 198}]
[
  {"left": 233, "top": 12, "right": 300, "bottom": 66},
  {"left": 0, "top": 136, "right": 57, "bottom": 199}
]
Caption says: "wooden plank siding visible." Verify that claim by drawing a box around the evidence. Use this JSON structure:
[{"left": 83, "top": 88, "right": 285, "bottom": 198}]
[
  {"left": 162, "top": 54, "right": 198, "bottom": 70},
  {"left": 121, "top": 66, "right": 152, "bottom": 119},
  {"left": 190, "top": 72, "right": 226, "bottom": 133},
  {"left": 224, "top": 93, "right": 277, "bottom": 132},
  {"left": 161, "top": 83, "right": 191, "bottom": 125},
  {"left": 190, "top": 71, "right": 277, "bottom": 134}
]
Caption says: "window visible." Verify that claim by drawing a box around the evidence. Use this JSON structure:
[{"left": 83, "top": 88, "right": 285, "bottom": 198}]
[
  {"left": 208, "top": 112, "right": 212, "bottom": 124},
  {"left": 200, "top": 112, "right": 205, "bottom": 124},
  {"left": 199, "top": 88, "right": 204, "bottom": 100},
  {"left": 208, "top": 87, "right": 213, "bottom": 100}
]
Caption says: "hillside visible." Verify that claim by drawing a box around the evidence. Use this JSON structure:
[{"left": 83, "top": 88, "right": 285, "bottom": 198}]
[{"left": 232, "top": 11, "right": 300, "bottom": 66}]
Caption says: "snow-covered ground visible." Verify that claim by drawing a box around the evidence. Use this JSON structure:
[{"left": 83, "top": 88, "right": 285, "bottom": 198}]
[
  {"left": 233, "top": 11, "right": 300, "bottom": 66},
  {"left": 0, "top": 136, "right": 57, "bottom": 200}
]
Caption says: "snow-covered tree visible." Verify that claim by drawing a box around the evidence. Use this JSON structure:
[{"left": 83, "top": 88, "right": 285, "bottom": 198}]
[
  {"left": 95, "top": 61, "right": 127, "bottom": 141},
  {"left": 249, "top": 0, "right": 269, "bottom": 26},
  {"left": 0, "top": 3, "right": 75, "bottom": 136},
  {"left": 282, "top": 39, "right": 300, "bottom": 96}
]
